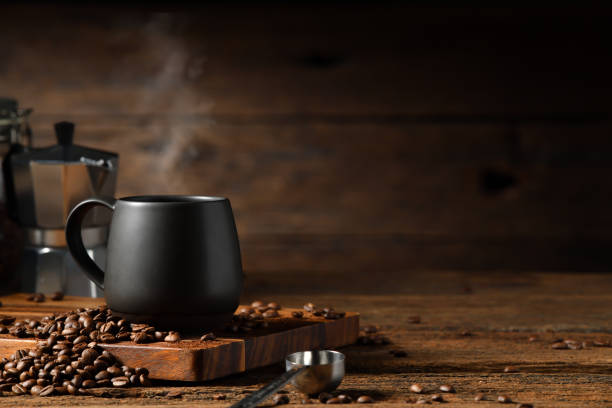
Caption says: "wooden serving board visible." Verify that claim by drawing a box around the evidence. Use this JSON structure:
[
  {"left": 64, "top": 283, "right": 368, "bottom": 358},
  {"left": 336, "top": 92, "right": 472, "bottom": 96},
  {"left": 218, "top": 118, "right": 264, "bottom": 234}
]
[{"left": 0, "top": 294, "right": 359, "bottom": 382}]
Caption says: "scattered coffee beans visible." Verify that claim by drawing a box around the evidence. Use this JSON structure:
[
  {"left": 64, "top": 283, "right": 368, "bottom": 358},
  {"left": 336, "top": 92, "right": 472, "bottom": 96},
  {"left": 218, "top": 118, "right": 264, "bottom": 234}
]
[
  {"left": 431, "top": 394, "right": 444, "bottom": 402},
  {"left": 551, "top": 342, "right": 569, "bottom": 350},
  {"left": 415, "top": 398, "right": 430, "bottom": 404},
  {"left": 361, "top": 325, "right": 377, "bottom": 334},
  {"left": 273, "top": 393, "right": 290, "bottom": 405},
  {"left": 410, "top": 383, "right": 424, "bottom": 393},
  {"left": 337, "top": 394, "right": 352, "bottom": 403},
  {"left": 200, "top": 332, "right": 216, "bottom": 341},
  {"left": 164, "top": 331, "right": 180, "bottom": 342},
  {"left": 291, "top": 311, "right": 304, "bottom": 318},
  {"left": 356, "top": 395, "right": 373, "bottom": 403},
  {"left": 27, "top": 293, "right": 45, "bottom": 303},
  {"left": 497, "top": 395, "right": 512, "bottom": 403},
  {"left": 439, "top": 384, "right": 455, "bottom": 393},
  {"left": 474, "top": 392, "right": 485, "bottom": 401},
  {"left": 263, "top": 310, "right": 279, "bottom": 318},
  {"left": 50, "top": 292, "right": 64, "bottom": 301},
  {"left": 326, "top": 397, "right": 343, "bottom": 404}
]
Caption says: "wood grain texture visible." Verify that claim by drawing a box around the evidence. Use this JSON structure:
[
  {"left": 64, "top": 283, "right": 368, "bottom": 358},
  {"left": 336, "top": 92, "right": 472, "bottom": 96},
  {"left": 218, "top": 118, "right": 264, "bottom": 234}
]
[
  {"left": 0, "top": 294, "right": 359, "bottom": 381},
  {"left": 1, "top": 5, "right": 612, "bottom": 272},
  {"left": 1, "top": 271, "right": 611, "bottom": 406}
]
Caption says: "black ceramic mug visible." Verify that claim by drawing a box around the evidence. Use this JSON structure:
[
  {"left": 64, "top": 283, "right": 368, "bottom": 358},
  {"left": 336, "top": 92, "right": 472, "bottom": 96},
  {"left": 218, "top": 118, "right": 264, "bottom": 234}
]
[{"left": 65, "top": 195, "right": 243, "bottom": 330}]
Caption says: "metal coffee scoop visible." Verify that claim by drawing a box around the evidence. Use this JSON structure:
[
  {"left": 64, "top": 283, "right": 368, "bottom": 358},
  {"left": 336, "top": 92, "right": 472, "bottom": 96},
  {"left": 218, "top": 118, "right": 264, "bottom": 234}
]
[{"left": 230, "top": 350, "right": 345, "bottom": 408}]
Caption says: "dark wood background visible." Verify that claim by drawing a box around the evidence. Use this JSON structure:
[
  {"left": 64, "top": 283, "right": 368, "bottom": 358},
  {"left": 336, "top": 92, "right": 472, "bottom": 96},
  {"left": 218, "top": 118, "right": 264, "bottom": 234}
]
[{"left": 2, "top": 4, "right": 612, "bottom": 275}]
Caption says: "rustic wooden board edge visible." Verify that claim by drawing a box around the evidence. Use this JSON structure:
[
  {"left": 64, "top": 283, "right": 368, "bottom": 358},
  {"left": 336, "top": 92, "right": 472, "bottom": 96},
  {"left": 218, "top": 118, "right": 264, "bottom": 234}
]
[
  {"left": 244, "top": 313, "right": 360, "bottom": 370},
  {"left": 0, "top": 302, "right": 360, "bottom": 382}
]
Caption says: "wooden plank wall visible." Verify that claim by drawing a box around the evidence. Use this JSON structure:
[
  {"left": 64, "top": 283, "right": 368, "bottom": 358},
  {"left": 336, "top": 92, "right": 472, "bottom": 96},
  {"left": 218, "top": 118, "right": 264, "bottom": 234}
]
[{"left": 2, "top": 5, "right": 612, "bottom": 274}]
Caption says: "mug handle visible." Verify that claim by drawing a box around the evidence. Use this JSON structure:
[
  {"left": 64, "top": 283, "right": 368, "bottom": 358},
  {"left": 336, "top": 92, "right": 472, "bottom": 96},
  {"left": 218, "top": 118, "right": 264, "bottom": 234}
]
[{"left": 65, "top": 197, "right": 117, "bottom": 290}]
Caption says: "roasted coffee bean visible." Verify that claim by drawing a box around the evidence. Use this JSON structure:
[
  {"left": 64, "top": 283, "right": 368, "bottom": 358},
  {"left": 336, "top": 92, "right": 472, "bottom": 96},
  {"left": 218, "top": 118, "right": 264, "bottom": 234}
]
[
  {"left": 107, "top": 366, "right": 123, "bottom": 376},
  {"left": 504, "top": 366, "right": 518, "bottom": 373},
  {"left": 528, "top": 335, "right": 538, "bottom": 343},
  {"left": 81, "top": 347, "right": 98, "bottom": 363},
  {"left": 326, "top": 397, "right": 343, "bottom": 404},
  {"left": 39, "top": 384, "right": 55, "bottom": 396},
  {"left": 267, "top": 302, "right": 281, "bottom": 310},
  {"left": 61, "top": 327, "right": 79, "bottom": 336},
  {"left": 134, "top": 367, "right": 148, "bottom": 376},
  {"left": 128, "top": 374, "right": 139, "bottom": 385},
  {"left": 273, "top": 393, "right": 290, "bottom": 405},
  {"left": 410, "top": 383, "right": 424, "bottom": 393},
  {"left": 71, "top": 374, "right": 83, "bottom": 388},
  {"left": 319, "top": 392, "right": 333, "bottom": 403},
  {"left": 82, "top": 379, "right": 96, "bottom": 388},
  {"left": 164, "top": 331, "right": 180, "bottom": 342},
  {"left": 96, "top": 379, "right": 112, "bottom": 387},
  {"left": 12, "top": 383, "right": 27, "bottom": 395},
  {"left": 263, "top": 310, "right": 279, "bottom": 318},
  {"left": 439, "top": 384, "right": 455, "bottom": 393},
  {"left": 251, "top": 300, "right": 265, "bottom": 308},
  {"left": 415, "top": 398, "right": 430, "bottom": 404},
  {"left": 291, "top": 311, "right": 304, "bottom": 318},
  {"left": 303, "top": 303, "right": 316, "bottom": 312},
  {"left": 213, "top": 393, "right": 227, "bottom": 400},
  {"left": 27, "top": 293, "right": 46, "bottom": 303},
  {"left": 47, "top": 333, "right": 57, "bottom": 347},
  {"left": 552, "top": 342, "right": 569, "bottom": 350},
  {"left": 431, "top": 394, "right": 444, "bottom": 402},
  {"left": 30, "top": 384, "right": 44, "bottom": 395},
  {"left": 132, "top": 332, "right": 152, "bottom": 344},
  {"left": 140, "top": 374, "right": 152, "bottom": 386},
  {"left": 21, "top": 378, "right": 36, "bottom": 389},
  {"left": 54, "top": 385, "right": 67, "bottom": 395},
  {"left": 357, "top": 395, "right": 374, "bottom": 403},
  {"left": 73, "top": 335, "right": 88, "bottom": 345},
  {"left": 497, "top": 395, "right": 512, "bottom": 403},
  {"left": 337, "top": 394, "right": 352, "bottom": 403},
  {"left": 111, "top": 376, "right": 129, "bottom": 387},
  {"left": 67, "top": 383, "right": 77, "bottom": 394},
  {"left": 51, "top": 292, "right": 64, "bottom": 301},
  {"left": 0, "top": 315, "right": 16, "bottom": 325},
  {"left": 201, "top": 332, "right": 216, "bottom": 341}
]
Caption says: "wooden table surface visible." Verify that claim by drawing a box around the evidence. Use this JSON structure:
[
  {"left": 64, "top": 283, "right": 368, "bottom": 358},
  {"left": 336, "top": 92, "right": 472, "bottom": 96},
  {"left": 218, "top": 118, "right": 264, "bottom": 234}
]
[{"left": 1, "top": 270, "right": 611, "bottom": 407}]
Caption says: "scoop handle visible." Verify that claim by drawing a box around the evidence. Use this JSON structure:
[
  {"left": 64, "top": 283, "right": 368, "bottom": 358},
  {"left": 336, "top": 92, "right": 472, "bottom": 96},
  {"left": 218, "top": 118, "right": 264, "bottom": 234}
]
[{"left": 229, "top": 366, "right": 306, "bottom": 408}]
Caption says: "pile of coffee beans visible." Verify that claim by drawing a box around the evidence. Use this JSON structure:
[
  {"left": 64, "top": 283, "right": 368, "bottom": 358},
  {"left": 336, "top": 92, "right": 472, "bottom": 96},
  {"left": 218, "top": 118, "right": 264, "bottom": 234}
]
[
  {"left": 0, "top": 305, "right": 181, "bottom": 345},
  {"left": 303, "top": 302, "right": 346, "bottom": 320},
  {"left": 0, "top": 338, "right": 150, "bottom": 396}
]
